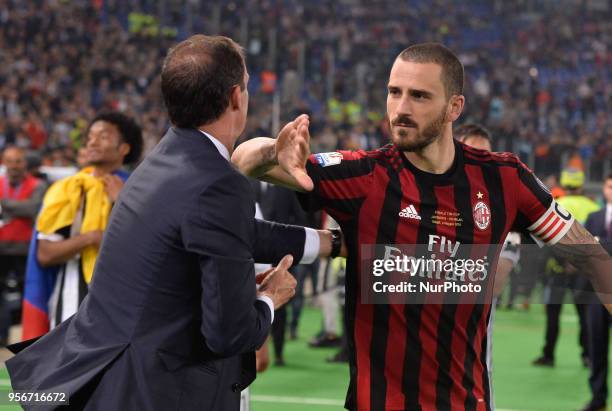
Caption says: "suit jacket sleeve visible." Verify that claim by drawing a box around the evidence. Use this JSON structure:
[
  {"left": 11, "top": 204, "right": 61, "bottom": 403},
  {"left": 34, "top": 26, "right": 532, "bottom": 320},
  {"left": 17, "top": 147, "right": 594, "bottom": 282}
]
[
  {"left": 181, "top": 172, "right": 271, "bottom": 357},
  {"left": 253, "top": 219, "right": 306, "bottom": 265},
  {"left": 586, "top": 211, "right": 612, "bottom": 255}
]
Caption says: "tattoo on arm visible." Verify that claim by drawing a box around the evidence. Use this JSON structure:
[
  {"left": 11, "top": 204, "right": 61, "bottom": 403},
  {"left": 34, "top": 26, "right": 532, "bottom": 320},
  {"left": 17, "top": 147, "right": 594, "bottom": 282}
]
[
  {"left": 557, "top": 220, "right": 599, "bottom": 246},
  {"left": 250, "top": 143, "right": 278, "bottom": 178},
  {"left": 552, "top": 221, "right": 612, "bottom": 311}
]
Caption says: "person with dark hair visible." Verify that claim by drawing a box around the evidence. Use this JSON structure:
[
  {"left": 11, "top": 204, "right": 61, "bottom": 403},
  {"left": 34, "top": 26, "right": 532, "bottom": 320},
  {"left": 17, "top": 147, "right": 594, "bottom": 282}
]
[
  {"left": 20, "top": 111, "right": 143, "bottom": 340},
  {"left": 160, "top": 35, "right": 248, "bottom": 129},
  {"left": 233, "top": 42, "right": 612, "bottom": 410},
  {"left": 87, "top": 112, "right": 144, "bottom": 166},
  {"left": 454, "top": 123, "right": 493, "bottom": 150},
  {"left": 7, "top": 35, "right": 336, "bottom": 411},
  {"left": 0, "top": 146, "right": 46, "bottom": 345}
]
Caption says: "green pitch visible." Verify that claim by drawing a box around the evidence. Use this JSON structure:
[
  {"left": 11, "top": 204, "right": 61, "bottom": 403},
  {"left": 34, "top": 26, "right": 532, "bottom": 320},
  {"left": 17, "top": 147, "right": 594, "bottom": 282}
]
[
  {"left": 250, "top": 306, "right": 606, "bottom": 411},
  {"left": 0, "top": 305, "right": 608, "bottom": 410}
]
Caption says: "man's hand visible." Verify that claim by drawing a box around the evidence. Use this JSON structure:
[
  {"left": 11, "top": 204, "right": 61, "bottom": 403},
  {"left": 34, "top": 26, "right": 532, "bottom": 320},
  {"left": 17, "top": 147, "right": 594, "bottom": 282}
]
[
  {"left": 103, "top": 175, "right": 124, "bottom": 202},
  {"left": 255, "top": 267, "right": 274, "bottom": 285},
  {"left": 258, "top": 254, "right": 297, "bottom": 309},
  {"left": 275, "top": 114, "right": 314, "bottom": 191}
]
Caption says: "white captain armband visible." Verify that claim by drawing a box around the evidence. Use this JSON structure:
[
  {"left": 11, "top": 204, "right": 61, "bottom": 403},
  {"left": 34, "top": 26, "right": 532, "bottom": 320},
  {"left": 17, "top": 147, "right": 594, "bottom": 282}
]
[{"left": 527, "top": 201, "right": 574, "bottom": 246}]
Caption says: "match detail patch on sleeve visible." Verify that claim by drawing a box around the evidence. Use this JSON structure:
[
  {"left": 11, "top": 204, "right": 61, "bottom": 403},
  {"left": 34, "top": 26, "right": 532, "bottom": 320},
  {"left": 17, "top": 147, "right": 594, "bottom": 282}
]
[
  {"left": 527, "top": 201, "right": 574, "bottom": 245},
  {"left": 314, "top": 152, "right": 343, "bottom": 167}
]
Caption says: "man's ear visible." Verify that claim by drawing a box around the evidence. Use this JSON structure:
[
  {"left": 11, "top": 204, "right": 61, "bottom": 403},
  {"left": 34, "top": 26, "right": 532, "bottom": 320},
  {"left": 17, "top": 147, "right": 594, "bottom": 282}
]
[
  {"left": 118, "top": 142, "right": 130, "bottom": 159},
  {"left": 447, "top": 95, "right": 465, "bottom": 122},
  {"left": 230, "top": 85, "right": 242, "bottom": 111}
]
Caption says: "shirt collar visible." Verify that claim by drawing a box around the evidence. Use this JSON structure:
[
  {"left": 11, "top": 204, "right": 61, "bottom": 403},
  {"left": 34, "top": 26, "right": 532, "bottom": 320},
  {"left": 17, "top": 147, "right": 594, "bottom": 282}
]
[
  {"left": 198, "top": 130, "right": 229, "bottom": 161},
  {"left": 606, "top": 203, "right": 612, "bottom": 222}
]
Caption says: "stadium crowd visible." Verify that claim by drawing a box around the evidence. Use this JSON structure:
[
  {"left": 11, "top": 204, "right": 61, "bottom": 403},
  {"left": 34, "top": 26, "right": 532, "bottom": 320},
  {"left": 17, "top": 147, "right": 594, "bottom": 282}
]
[{"left": 0, "top": 0, "right": 609, "bottom": 179}]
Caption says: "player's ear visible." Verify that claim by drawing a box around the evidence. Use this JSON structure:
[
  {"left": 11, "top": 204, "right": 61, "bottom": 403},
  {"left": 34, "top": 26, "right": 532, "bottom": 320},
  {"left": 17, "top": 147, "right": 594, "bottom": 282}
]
[{"left": 447, "top": 95, "right": 465, "bottom": 122}]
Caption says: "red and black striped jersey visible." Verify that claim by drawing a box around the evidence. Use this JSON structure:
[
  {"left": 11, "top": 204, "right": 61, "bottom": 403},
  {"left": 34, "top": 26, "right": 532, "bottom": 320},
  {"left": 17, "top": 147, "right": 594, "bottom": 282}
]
[{"left": 299, "top": 140, "right": 573, "bottom": 411}]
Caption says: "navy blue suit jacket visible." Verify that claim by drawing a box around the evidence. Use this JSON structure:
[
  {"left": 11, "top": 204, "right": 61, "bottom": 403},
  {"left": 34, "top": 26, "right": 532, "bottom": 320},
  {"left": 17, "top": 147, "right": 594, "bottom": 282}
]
[
  {"left": 6, "top": 127, "right": 307, "bottom": 410},
  {"left": 585, "top": 208, "right": 612, "bottom": 255}
]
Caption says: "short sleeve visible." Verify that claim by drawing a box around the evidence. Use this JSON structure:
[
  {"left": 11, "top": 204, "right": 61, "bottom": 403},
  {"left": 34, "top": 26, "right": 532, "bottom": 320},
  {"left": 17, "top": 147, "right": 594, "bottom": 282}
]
[{"left": 297, "top": 150, "right": 374, "bottom": 219}]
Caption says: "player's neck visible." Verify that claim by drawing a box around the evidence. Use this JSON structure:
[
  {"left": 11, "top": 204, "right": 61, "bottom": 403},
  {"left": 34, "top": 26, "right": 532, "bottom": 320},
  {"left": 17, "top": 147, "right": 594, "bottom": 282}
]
[
  {"left": 92, "top": 162, "right": 121, "bottom": 177},
  {"left": 403, "top": 133, "right": 455, "bottom": 174}
]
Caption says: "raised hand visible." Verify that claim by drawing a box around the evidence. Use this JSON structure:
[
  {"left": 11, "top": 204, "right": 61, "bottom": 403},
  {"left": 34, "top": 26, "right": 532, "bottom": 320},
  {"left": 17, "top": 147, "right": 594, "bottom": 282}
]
[{"left": 275, "top": 114, "right": 314, "bottom": 191}]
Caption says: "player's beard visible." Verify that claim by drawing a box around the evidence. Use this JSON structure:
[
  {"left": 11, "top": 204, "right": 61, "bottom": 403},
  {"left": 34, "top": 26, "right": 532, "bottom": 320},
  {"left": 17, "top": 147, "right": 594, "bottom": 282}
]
[{"left": 391, "top": 107, "right": 447, "bottom": 152}]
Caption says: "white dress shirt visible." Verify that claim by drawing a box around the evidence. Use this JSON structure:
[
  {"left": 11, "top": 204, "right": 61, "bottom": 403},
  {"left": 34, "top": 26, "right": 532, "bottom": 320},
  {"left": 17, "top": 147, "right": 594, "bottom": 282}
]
[{"left": 606, "top": 203, "right": 612, "bottom": 238}]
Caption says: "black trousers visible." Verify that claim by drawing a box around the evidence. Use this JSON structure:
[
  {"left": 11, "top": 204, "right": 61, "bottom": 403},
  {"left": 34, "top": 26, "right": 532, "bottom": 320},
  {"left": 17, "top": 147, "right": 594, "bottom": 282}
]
[
  {"left": 587, "top": 303, "right": 610, "bottom": 407},
  {"left": 543, "top": 303, "right": 589, "bottom": 360},
  {"left": 0, "top": 254, "right": 27, "bottom": 341},
  {"left": 541, "top": 274, "right": 590, "bottom": 360},
  {"left": 271, "top": 264, "right": 314, "bottom": 360},
  {"left": 271, "top": 305, "right": 287, "bottom": 359}
]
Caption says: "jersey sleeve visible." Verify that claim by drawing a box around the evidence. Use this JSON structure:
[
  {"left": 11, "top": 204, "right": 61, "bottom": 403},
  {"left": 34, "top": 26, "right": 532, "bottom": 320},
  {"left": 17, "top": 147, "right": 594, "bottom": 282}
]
[
  {"left": 515, "top": 161, "right": 574, "bottom": 246},
  {"left": 297, "top": 150, "right": 374, "bottom": 219}
]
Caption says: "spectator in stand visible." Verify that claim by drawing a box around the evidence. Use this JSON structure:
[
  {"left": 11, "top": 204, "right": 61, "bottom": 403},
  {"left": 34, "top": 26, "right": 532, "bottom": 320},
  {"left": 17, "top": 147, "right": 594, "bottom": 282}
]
[{"left": 0, "top": 1, "right": 608, "bottom": 182}]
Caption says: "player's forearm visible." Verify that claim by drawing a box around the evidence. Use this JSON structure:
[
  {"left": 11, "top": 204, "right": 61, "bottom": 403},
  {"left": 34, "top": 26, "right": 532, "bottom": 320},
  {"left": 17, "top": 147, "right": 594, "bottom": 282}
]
[
  {"left": 37, "top": 235, "right": 94, "bottom": 267},
  {"left": 0, "top": 185, "right": 45, "bottom": 218},
  {"left": 232, "top": 137, "right": 278, "bottom": 178},
  {"left": 493, "top": 258, "right": 513, "bottom": 297},
  {"left": 553, "top": 221, "right": 612, "bottom": 310}
]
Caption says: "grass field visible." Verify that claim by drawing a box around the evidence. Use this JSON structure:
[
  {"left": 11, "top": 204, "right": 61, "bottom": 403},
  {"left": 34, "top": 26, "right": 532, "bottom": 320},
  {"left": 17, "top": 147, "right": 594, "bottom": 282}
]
[
  {"left": 249, "top": 305, "right": 605, "bottom": 411},
  {"left": 0, "top": 305, "right": 607, "bottom": 411}
]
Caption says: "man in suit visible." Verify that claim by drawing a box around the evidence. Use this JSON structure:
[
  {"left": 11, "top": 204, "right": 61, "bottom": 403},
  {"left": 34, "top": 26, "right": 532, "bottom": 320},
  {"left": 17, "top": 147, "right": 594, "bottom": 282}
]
[
  {"left": 6, "top": 35, "right": 334, "bottom": 410},
  {"left": 580, "top": 173, "right": 612, "bottom": 411}
]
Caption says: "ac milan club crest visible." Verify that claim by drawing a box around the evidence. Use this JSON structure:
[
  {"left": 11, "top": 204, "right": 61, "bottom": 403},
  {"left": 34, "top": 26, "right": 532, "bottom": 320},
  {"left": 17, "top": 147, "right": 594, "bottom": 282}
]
[{"left": 473, "top": 201, "right": 491, "bottom": 230}]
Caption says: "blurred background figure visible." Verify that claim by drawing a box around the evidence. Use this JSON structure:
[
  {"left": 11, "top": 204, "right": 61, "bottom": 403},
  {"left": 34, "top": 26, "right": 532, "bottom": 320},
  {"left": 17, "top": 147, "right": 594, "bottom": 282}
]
[
  {"left": 454, "top": 123, "right": 493, "bottom": 151},
  {"left": 0, "top": 0, "right": 608, "bottom": 185},
  {"left": 581, "top": 174, "right": 612, "bottom": 411},
  {"left": 76, "top": 147, "right": 90, "bottom": 169},
  {"left": 532, "top": 168, "right": 600, "bottom": 368},
  {"left": 309, "top": 215, "right": 344, "bottom": 356},
  {"left": 0, "top": 146, "right": 46, "bottom": 345},
  {"left": 21, "top": 112, "right": 142, "bottom": 340},
  {"left": 252, "top": 180, "right": 320, "bottom": 366}
]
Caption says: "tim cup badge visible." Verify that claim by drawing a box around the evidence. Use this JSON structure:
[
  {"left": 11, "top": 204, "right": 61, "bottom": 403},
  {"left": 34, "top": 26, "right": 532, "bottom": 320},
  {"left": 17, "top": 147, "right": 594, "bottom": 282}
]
[{"left": 473, "top": 201, "right": 491, "bottom": 230}]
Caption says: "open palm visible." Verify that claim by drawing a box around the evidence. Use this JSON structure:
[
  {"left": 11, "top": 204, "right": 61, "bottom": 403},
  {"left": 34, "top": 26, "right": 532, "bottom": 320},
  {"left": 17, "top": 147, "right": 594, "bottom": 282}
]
[{"left": 275, "top": 114, "right": 314, "bottom": 191}]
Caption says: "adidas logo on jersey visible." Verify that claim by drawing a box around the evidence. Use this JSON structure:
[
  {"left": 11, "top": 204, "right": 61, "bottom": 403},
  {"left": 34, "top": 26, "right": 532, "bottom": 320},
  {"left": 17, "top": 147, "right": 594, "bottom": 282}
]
[{"left": 399, "top": 205, "right": 421, "bottom": 220}]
